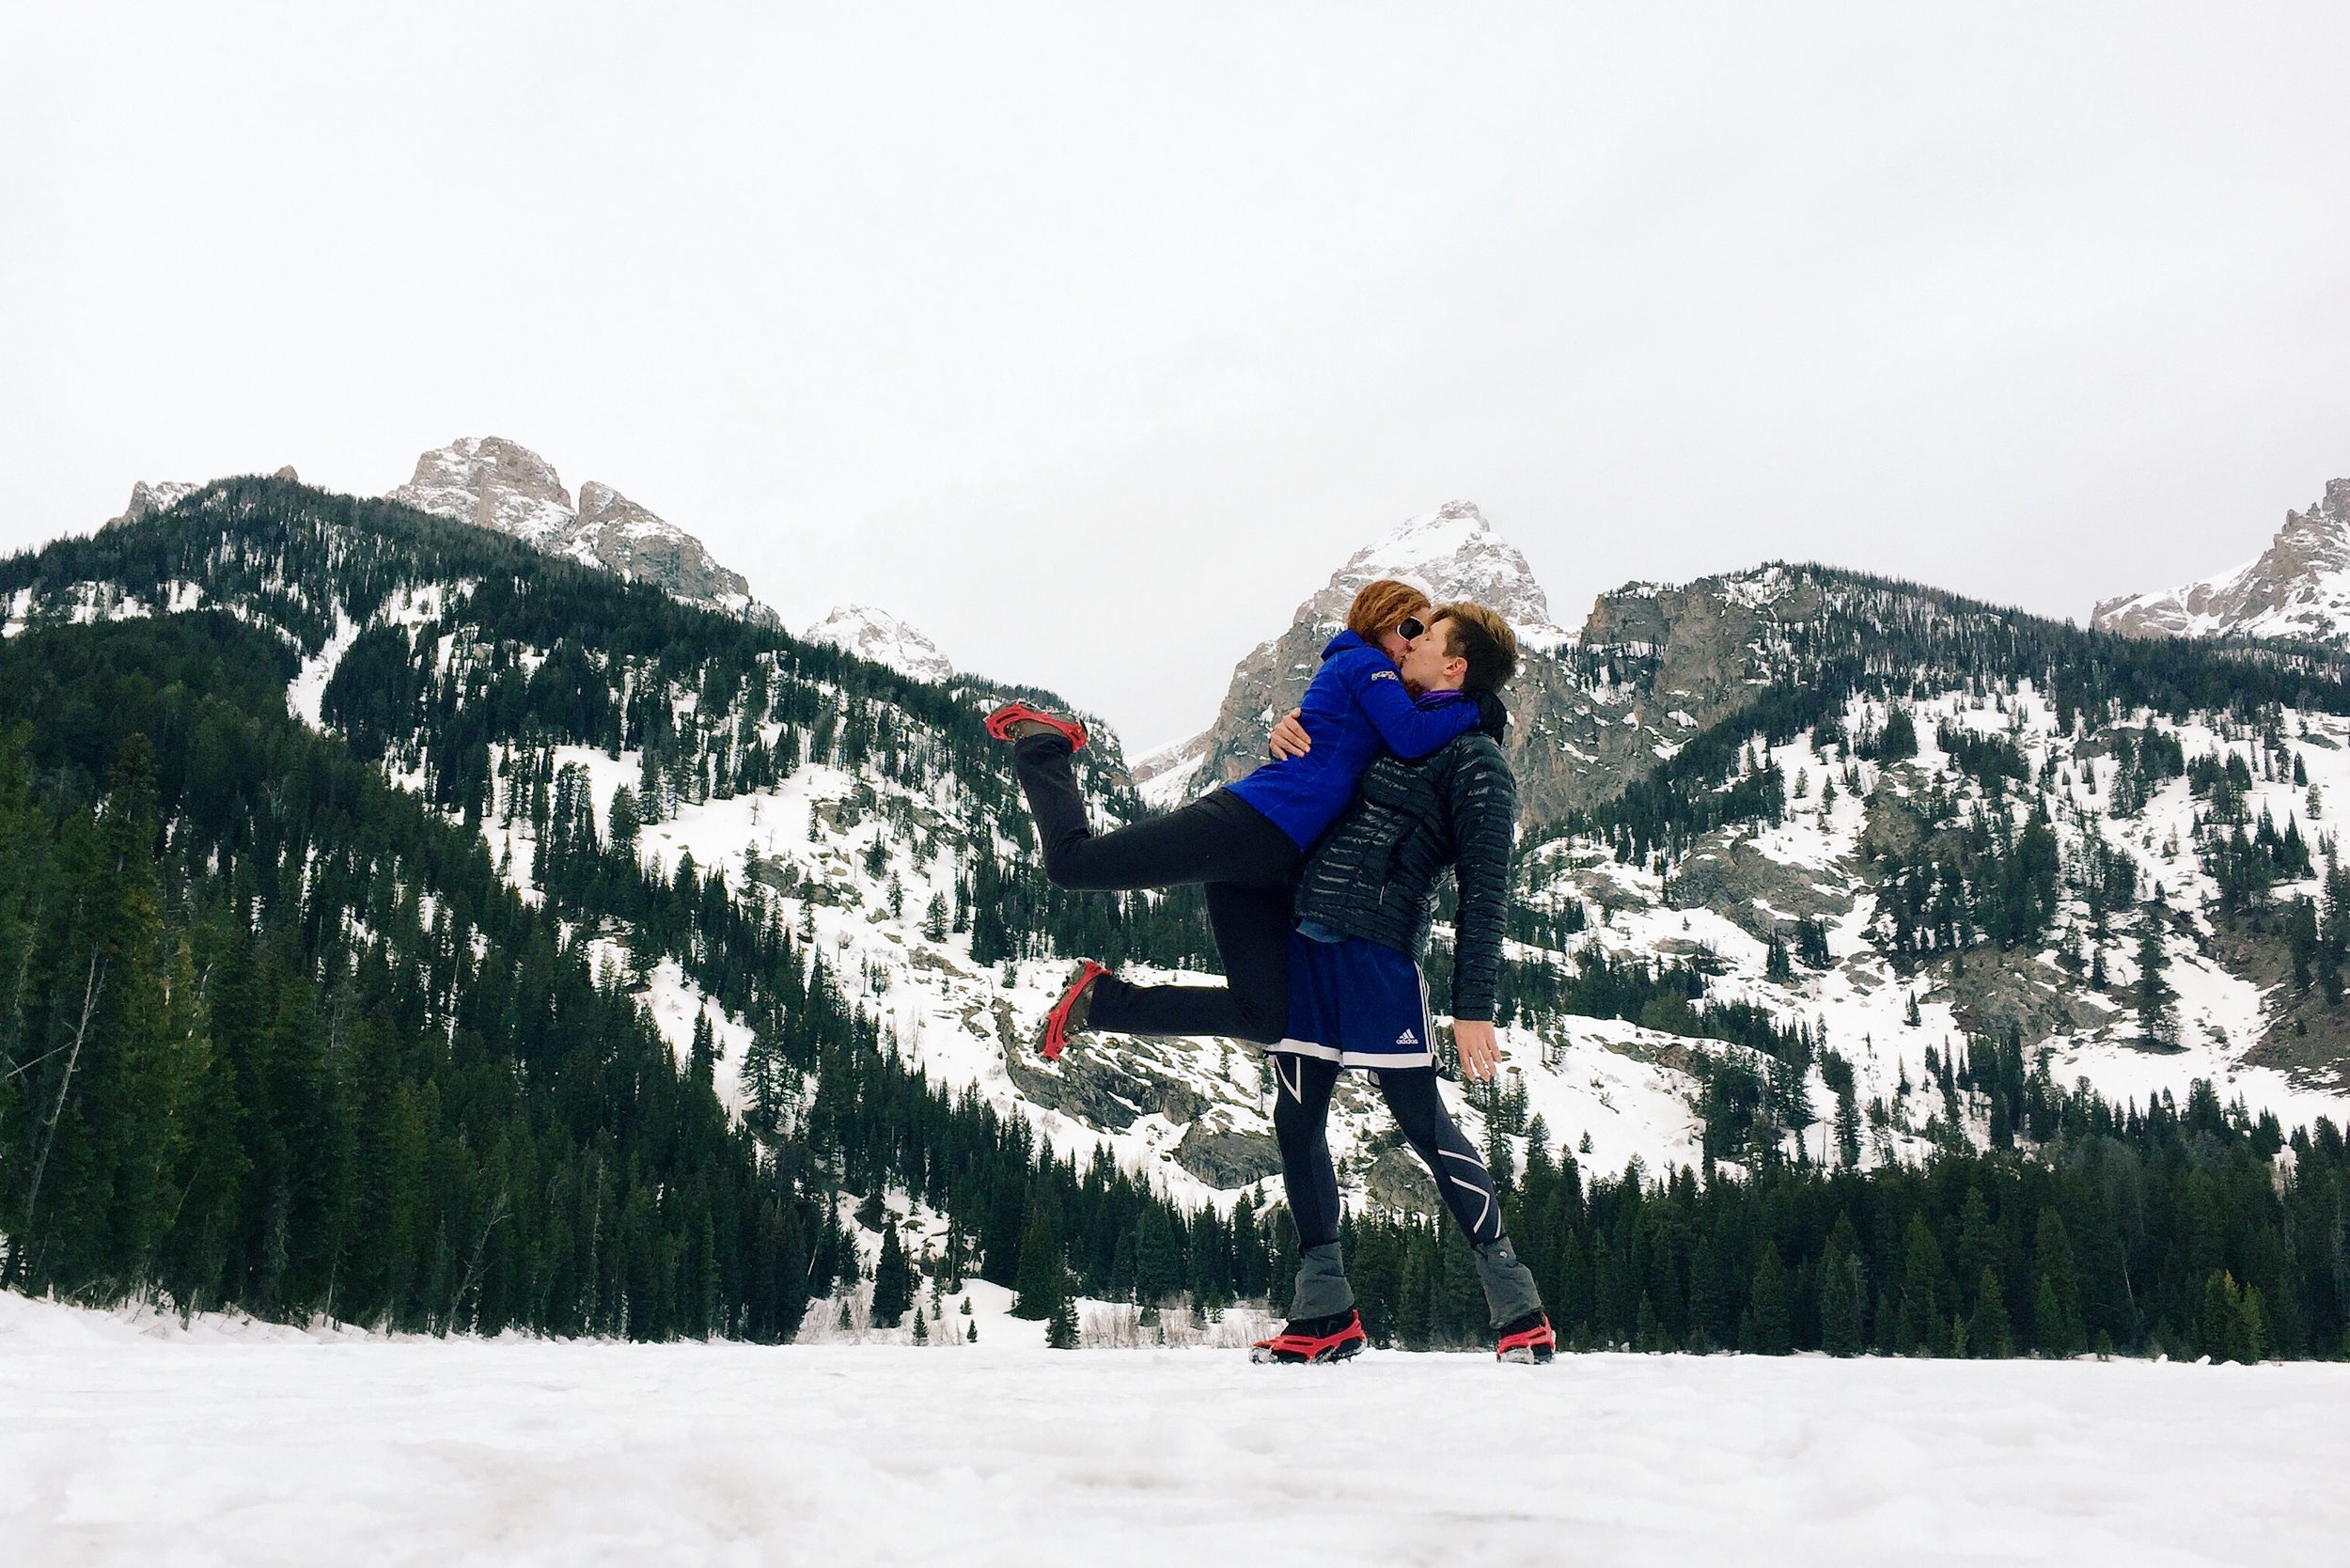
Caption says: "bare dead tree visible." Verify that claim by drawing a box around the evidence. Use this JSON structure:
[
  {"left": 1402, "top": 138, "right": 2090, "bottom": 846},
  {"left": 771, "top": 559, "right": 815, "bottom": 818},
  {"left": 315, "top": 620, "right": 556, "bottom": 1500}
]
[{"left": 16, "top": 949, "right": 107, "bottom": 1276}]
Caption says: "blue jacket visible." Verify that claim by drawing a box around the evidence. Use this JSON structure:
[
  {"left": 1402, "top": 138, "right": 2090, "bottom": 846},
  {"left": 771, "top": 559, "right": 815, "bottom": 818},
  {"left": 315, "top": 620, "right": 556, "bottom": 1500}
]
[{"left": 1226, "top": 631, "right": 1479, "bottom": 850}]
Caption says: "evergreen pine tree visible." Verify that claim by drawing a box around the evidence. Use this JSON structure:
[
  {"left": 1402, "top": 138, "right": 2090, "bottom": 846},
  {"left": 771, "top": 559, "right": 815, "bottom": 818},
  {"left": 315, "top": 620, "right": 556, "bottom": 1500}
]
[
  {"left": 1134, "top": 1208, "right": 1183, "bottom": 1307},
  {"left": 1743, "top": 1245, "right": 1794, "bottom": 1355},
  {"left": 870, "top": 1219, "right": 915, "bottom": 1327},
  {"left": 1010, "top": 1195, "right": 1065, "bottom": 1320},
  {"left": 1819, "top": 1215, "right": 1865, "bottom": 1356},
  {"left": 1046, "top": 1289, "right": 1080, "bottom": 1349},
  {"left": 2198, "top": 1271, "right": 2267, "bottom": 1364},
  {"left": 1967, "top": 1265, "right": 2013, "bottom": 1357},
  {"left": 2136, "top": 905, "right": 2175, "bottom": 1048},
  {"left": 690, "top": 1011, "right": 717, "bottom": 1084},
  {"left": 2032, "top": 1209, "right": 2083, "bottom": 1357},
  {"left": 1898, "top": 1213, "right": 1946, "bottom": 1356}
]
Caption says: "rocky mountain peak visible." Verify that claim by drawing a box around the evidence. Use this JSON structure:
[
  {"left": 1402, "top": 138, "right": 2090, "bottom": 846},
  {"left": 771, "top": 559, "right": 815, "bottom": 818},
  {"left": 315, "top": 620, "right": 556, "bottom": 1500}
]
[
  {"left": 385, "top": 438, "right": 775, "bottom": 625},
  {"left": 105, "top": 480, "right": 202, "bottom": 528},
  {"left": 804, "top": 604, "right": 954, "bottom": 684},
  {"left": 564, "top": 480, "right": 772, "bottom": 623},
  {"left": 389, "top": 436, "right": 575, "bottom": 545},
  {"left": 2093, "top": 476, "right": 2350, "bottom": 643},
  {"left": 1304, "top": 500, "right": 1567, "bottom": 647},
  {"left": 1136, "top": 500, "right": 1570, "bottom": 804}
]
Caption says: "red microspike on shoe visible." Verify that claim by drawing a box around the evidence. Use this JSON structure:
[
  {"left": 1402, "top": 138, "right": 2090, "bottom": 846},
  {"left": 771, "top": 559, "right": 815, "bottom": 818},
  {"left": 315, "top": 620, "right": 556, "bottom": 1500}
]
[
  {"left": 985, "top": 701, "right": 1089, "bottom": 752},
  {"left": 1496, "top": 1313, "right": 1557, "bottom": 1364},
  {"left": 1250, "top": 1310, "right": 1366, "bottom": 1365},
  {"left": 1037, "top": 960, "right": 1109, "bottom": 1061}
]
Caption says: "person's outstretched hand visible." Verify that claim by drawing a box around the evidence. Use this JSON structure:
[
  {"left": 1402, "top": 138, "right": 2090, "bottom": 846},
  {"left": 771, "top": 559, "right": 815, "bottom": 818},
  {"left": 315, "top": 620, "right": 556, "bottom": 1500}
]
[
  {"left": 1268, "top": 708, "right": 1310, "bottom": 760},
  {"left": 1454, "top": 1020, "right": 1502, "bottom": 1081}
]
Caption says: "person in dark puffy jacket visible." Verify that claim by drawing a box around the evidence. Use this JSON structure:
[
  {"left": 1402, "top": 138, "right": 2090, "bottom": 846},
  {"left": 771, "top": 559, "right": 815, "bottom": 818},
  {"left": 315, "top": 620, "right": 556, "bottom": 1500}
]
[
  {"left": 1247, "top": 603, "right": 1557, "bottom": 1366},
  {"left": 985, "top": 579, "right": 1493, "bottom": 1058}
]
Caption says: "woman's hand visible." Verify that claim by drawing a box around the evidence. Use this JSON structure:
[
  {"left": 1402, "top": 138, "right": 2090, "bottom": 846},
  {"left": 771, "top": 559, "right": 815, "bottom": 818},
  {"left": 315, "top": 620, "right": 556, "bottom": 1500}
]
[
  {"left": 1267, "top": 708, "right": 1310, "bottom": 760},
  {"left": 1454, "top": 1020, "right": 1502, "bottom": 1081}
]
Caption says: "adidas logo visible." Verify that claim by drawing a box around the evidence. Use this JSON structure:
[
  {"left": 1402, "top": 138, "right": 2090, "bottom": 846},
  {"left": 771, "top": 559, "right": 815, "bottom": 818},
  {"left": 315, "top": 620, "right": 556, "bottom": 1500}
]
[{"left": 1395, "top": 1028, "right": 1418, "bottom": 1045}]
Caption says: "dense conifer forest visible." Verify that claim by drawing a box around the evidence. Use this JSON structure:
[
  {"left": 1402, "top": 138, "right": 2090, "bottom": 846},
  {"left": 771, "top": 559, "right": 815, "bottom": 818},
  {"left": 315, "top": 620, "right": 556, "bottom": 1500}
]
[{"left": 1352, "top": 1053, "right": 2350, "bottom": 1360}]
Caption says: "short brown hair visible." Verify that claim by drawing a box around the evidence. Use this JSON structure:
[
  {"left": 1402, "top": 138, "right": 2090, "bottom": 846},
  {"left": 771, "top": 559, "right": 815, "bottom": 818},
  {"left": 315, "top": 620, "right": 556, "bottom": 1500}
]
[
  {"left": 1433, "top": 602, "right": 1518, "bottom": 692},
  {"left": 1344, "top": 578, "right": 1432, "bottom": 645}
]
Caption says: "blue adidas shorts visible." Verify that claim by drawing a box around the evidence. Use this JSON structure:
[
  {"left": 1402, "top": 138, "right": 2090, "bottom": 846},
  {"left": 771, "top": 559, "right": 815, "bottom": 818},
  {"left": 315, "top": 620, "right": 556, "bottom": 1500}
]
[{"left": 1271, "top": 929, "right": 1436, "bottom": 1070}]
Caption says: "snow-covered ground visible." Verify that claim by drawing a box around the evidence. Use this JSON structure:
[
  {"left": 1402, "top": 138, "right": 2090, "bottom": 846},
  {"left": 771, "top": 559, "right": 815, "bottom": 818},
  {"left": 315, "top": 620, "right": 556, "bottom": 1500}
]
[{"left": 3, "top": 1293, "right": 2342, "bottom": 1567}]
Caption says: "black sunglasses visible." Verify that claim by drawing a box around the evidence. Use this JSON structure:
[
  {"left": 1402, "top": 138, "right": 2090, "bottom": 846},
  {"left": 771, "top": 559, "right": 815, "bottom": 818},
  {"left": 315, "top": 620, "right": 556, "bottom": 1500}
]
[{"left": 1397, "top": 615, "right": 1426, "bottom": 641}]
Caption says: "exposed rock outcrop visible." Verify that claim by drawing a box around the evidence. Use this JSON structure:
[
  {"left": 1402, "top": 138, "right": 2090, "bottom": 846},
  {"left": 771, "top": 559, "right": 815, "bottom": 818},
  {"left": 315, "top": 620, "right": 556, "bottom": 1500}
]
[
  {"left": 2094, "top": 478, "right": 2350, "bottom": 644},
  {"left": 386, "top": 437, "right": 775, "bottom": 624}
]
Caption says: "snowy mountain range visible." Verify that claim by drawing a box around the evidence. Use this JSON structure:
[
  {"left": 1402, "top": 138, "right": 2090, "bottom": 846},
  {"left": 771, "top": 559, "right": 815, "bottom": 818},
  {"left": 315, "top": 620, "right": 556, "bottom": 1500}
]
[
  {"left": 1097, "top": 492, "right": 2350, "bottom": 1206},
  {"left": 2093, "top": 477, "right": 2350, "bottom": 643},
  {"left": 43, "top": 465, "right": 2350, "bottom": 1237},
  {"left": 105, "top": 441, "right": 779, "bottom": 629}
]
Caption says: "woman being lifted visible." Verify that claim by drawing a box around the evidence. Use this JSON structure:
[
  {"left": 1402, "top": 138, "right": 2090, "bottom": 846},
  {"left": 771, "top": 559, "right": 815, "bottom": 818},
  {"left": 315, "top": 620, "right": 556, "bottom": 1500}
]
[{"left": 985, "top": 578, "right": 1491, "bottom": 1058}]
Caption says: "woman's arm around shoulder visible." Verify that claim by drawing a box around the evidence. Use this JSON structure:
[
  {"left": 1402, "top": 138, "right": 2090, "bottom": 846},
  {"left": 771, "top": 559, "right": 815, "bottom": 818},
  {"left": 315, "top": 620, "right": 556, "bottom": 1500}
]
[{"left": 1333, "top": 645, "right": 1480, "bottom": 760}]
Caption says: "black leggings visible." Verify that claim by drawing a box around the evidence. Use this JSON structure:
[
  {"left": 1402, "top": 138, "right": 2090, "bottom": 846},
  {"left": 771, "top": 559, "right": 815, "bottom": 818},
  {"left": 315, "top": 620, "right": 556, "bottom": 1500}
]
[
  {"left": 1270, "top": 1054, "right": 1502, "bottom": 1249},
  {"left": 1011, "top": 736, "right": 1302, "bottom": 1043}
]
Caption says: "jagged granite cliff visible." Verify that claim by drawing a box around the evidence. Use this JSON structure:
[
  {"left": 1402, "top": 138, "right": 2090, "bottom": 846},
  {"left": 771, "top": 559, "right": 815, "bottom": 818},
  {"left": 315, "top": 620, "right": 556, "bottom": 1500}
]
[
  {"left": 2094, "top": 478, "right": 2350, "bottom": 644},
  {"left": 388, "top": 437, "right": 776, "bottom": 624}
]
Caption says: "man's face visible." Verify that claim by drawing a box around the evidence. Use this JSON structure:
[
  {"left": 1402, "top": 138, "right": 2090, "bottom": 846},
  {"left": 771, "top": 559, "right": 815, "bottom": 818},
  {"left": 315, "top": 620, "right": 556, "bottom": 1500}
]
[{"left": 1400, "top": 617, "right": 1466, "bottom": 694}]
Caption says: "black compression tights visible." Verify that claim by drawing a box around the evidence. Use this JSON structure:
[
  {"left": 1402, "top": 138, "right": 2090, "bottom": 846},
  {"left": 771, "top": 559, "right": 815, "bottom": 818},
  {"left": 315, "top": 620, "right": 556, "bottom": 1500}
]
[
  {"left": 1010, "top": 736, "right": 1301, "bottom": 1044},
  {"left": 1269, "top": 1054, "right": 1502, "bottom": 1250}
]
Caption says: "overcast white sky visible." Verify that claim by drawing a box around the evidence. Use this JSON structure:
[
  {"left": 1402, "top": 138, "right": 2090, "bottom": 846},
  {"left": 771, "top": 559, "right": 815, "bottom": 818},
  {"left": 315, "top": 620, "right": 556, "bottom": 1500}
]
[{"left": 5, "top": 5, "right": 2348, "bottom": 751}]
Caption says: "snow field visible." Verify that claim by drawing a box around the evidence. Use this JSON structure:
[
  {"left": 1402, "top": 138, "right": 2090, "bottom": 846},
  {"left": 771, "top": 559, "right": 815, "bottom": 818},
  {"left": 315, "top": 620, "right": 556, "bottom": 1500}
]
[{"left": 4, "top": 1290, "right": 2344, "bottom": 1567}]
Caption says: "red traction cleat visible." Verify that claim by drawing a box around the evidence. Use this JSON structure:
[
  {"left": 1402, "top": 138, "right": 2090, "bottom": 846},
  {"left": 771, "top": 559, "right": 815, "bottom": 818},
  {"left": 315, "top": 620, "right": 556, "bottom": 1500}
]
[
  {"left": 1496, "top": 1310, "right": 1557, "bottom": 1364},
  {"left": 1250, "top": 1309, "right": 1367, "bottom": 1365},
  {"left": 984, "top": 701, "right": 1089, "bottom": 752},
  {"left": 1034, "top": 960, "right": 1108, "bottom": 1061}
]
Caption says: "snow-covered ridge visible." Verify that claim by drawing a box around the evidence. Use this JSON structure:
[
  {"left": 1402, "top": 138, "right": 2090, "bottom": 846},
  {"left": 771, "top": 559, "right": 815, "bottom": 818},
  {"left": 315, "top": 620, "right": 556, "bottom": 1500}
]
[
  {"left": 386, "top": 437, "right": 779, "bottom": 626},
  {"left": 804, "top": 604, "right": 954, "bottom": 683},
  {"left": 29, "top": 479, "right": 2350, "bottom": 1223},
  {"left": 2094, "top": 476, "right": 2350, "bottom": 643},
  {"left": 1337, "top": 499, "right": 1571, "bottom": 650},
  {"left": 101, "top": 468, "right": 299, "bottom": 530}
]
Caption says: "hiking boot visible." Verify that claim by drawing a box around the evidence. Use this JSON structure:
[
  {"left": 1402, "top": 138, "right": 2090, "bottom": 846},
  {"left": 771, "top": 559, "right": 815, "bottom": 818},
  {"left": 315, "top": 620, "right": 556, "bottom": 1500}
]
[
  {"left": 984, "top": 701, "right": 1088, "bottom": 751},
  {"left": 1496, "top": 1309, "right": 1557, "bottom": 1364},
  {"left": 1033, "top": 960, "right": 1108, "bottom": 1061},
  {"left": 1251, "top": 1308, "right": 1366, "bottom": 1365}
]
